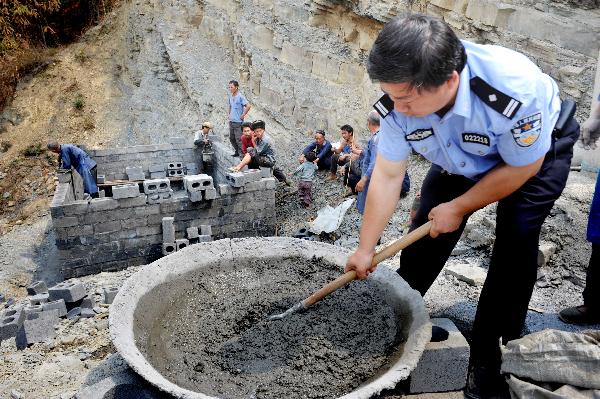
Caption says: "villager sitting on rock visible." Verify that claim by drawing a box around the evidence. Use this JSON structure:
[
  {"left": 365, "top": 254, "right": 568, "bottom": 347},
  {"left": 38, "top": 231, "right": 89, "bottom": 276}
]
[
  {"left": 241, "top": 122, "right": 254, "bottom": 155},
  {"left": 48, "top": 142, "right": 99, "bottom": 198},
  {"left": 301, "top": 129, "right": 332, "bottom": 170},
  {"left": 229, "top": 120, "right": 290, "bottom": 185},
  {"left": 291, "top": 152, "right": 318, "bottom": 208},
  {"left": 328, "top": 124, "right": 360, "bottom": 181},
  {"left": 194, "top": 121, "right": 213, "bottom": 146}
]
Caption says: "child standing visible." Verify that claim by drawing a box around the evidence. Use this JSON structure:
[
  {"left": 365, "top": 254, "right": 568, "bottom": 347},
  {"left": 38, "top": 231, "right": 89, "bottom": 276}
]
[{"left": 292, "top": 152, "right": 318, "bottom": 208}]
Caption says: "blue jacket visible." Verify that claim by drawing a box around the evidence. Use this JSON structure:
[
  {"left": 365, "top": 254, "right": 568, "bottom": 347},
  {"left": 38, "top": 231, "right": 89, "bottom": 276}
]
[
  {"left": 588, "top": 172, "right": 600, "bottom": 244},
  {"left": 60, "top": 144, "right": 98, "bottom": 194},
  {"left": 303, "top": 140, "right": 332, "bottom": 162}
]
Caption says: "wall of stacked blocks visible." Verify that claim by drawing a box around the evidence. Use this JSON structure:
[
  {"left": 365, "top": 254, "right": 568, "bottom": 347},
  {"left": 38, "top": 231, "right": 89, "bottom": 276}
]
[{"left": 49, "top": 138, "right": 277, "bottom": 278}]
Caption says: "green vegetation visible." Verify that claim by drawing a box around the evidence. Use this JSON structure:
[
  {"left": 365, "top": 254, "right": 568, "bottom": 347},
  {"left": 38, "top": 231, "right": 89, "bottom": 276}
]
[
  {"left": 21, "top": 143, "right": 44, "bottom": 157},
  {"left": 73, "top": 94, "right": 85, "bottom": 110}
]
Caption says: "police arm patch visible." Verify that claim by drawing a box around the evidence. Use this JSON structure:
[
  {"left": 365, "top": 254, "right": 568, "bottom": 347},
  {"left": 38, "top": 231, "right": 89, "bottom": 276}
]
[
  {"left": 462, "top": 133, "right": 490, "bottom": 146},
  {"left": 406, "top": 128, "right": 434, "bottom": 141},
  {"left": 511, "top": 112, "right": 542, "bottom": 147}
]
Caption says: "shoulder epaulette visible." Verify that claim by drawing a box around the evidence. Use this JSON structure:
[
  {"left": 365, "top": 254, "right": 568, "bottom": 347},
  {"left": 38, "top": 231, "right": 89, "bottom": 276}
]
[
  {"left": 470, "top": 76, "right": 522, "bottom": 119},
  {"left": 373, "top": 94, "right": 394, "bottom": 118}
]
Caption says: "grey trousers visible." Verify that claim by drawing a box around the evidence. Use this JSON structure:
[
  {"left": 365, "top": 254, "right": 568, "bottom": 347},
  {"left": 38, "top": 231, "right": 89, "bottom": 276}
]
[{"left": 229, "top": 121, "right": 243, "bottom": 156}]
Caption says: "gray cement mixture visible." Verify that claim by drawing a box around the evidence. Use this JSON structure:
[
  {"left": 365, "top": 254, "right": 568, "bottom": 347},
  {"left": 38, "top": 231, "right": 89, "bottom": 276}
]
[{"left": 138, "top": 256, "right": 402, "bottom": 399}]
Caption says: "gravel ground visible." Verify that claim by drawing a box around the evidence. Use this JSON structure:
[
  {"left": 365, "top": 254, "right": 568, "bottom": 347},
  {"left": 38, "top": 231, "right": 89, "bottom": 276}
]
[{"left": 0, "top": 0, "right": 599, "bottom": 397}]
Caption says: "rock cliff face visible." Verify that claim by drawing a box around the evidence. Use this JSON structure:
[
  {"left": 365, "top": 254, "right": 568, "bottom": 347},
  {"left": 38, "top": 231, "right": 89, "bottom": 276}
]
[{"left": 151, "top": 0, "right": 599, "bottom": 135}]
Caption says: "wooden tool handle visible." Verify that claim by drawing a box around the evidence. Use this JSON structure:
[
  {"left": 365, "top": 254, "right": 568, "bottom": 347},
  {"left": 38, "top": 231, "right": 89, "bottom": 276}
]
[{"left": 302, "top": 221, "right": 432, "bottom": 308}]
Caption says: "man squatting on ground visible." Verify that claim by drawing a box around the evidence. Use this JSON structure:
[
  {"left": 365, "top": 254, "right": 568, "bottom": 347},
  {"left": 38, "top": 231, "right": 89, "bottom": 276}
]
[
  {"left": 559, "top": 90, "right": 600, "bottom": 325},
  {"left": 227, "top": 80, "right": 251, "bottom": 157},
  {"left": 328, "top": 125, "right": 358, "bottom": 180},
  {"left": 48, "top": 143, "right": 99, "bottom": 198},
  {"left": 345, "top": 14, "right": 579, "bottom": 398},
  {"left": 230, "top": 120, "right": 290, "bottom": 185},
  {"left": 194, "top": 121, "right": 213, "bottom": 146},
  {"left": 301, "top": 129, "right": 332, "bottom": 170}
]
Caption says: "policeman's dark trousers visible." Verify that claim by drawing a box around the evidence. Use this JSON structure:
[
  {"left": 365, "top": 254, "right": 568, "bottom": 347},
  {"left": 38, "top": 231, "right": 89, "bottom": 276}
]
[
  {"left": 583, "top": 244, "right": 600, "bottom": 309},
  {"left": 398, "top": 118, "right": 579, "bottom": 371}
]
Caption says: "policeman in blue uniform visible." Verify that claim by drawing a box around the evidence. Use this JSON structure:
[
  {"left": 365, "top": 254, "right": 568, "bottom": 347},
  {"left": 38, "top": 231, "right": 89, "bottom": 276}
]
[
  {"left": 345, "top": 14, "right": 579, "bottom": 398},
  {"left": 559, "top": 95, "right": 600, "bottom": 324},
  {"left": 48, "top": 143, "right": 99, "bottom": 198}
]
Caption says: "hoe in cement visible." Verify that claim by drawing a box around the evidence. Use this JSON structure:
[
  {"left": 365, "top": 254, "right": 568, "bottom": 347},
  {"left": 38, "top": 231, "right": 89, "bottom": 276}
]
[{"left": 269, "top": 221, "right": 432, "bottom": 321}]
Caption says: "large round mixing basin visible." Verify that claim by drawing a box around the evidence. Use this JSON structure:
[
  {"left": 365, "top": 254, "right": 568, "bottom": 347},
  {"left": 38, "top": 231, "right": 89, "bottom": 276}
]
[{"left": 110, "top": 237, "right": 431, "bottom": 399}]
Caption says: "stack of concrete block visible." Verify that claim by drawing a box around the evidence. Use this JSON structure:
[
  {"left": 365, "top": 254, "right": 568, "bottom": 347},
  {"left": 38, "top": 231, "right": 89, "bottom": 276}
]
[
  {"left": 162, "top": 217, "right": 176, "bottom": 256},
  {"left": 149, "top": 164, "right": 166, "bottom": 179},
  {"left": 184, "top": 174, "right": 216, "bottom": 202},
  {"left": 112, "top": 184, "right": 141, "bottom": 200},
  {"left": 125, "top": 166, "right": 145, "bottom": 181},
  {"left": 144, "top": 178, "right": 173, "bottom": 204},
  {"left": 167, "top": 161, "right": 184, "bottom": 177},
  {"left": 409, "top": 318, "right": 470, "bottom": 393},
  {"left": 185, "top": 163, "right": 199, "bottom": 175}
]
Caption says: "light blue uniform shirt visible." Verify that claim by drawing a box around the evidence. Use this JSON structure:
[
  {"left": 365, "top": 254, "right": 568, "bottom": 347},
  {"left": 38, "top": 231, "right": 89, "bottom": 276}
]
[
  {"left": 228, "top": 92, "right": 248, "bottom": 123},
  {"left": 377, "top": 40, "right": 561, "bottom": 180}
]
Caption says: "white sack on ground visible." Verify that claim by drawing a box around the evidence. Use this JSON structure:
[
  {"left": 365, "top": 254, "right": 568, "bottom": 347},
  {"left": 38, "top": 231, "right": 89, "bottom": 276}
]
[{"left": 309, "top": 198, "right": 355, "bottom": 234}]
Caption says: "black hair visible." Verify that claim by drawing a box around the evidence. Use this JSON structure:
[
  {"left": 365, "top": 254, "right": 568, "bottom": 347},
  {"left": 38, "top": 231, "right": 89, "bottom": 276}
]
[
  {"left": 241, "top": 122, "right": 252, "bottom": 129},
  {"left": 315, "top": 129, "right": 325, "bottom": 137},
  {"left": 367, "top": 13, "right": 466, "bottom": 90},
  {"left": 305, "top": 152, "right": 317, "bottom": 162},
  {"left": 228, "top": 80, "right": 239, "bottom": 87},
  {"left": 340, "top": 124, "right": 354, "bottom": 135},
  {"left": 251, "top": 120, "right": 265, "bottom": 130}
]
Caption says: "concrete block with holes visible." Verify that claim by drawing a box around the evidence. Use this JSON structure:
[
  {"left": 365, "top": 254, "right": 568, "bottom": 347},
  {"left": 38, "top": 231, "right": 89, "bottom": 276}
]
[
  {"left": 162, "top": 242, "right": 176, "bottom": 256},
  {"left": 143, "top": 178, "right": 171, "bottom": 195},
  {"left": 48, "top": 280, "right": 87, "bottom": 303},
  {"left": 183, "top": 174, "right": 213, "bottom": 192},
  {"left": 175, "top": 239, "right": 189, "bottom": 251},
  {"left": 0, "top": 307, "right": 25, "bottom": 340},
  {"left": 28, "top": 293, "right": 49, "bottom": 306},
  {"left": 27, "top": 281, "right": 48, "bottom": 295}
]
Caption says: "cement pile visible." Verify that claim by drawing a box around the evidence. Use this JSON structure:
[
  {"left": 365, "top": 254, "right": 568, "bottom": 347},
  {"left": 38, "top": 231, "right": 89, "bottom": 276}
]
[{"left": 140, "top": 257, "right": 401, "bottom": 399}]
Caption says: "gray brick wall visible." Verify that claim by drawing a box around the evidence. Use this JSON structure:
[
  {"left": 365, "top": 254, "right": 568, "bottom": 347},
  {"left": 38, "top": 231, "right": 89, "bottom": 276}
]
[{"left": 50, "top": 141, "right": 276, "bottom": 278}]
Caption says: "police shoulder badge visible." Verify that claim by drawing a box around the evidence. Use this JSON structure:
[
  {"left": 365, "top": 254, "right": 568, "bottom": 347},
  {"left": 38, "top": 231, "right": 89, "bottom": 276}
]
[
  {"left": 511, "top": 112, "right": 542, "bottom": 147},
  {"left": 406, "top": 128, "right": 434, "bottom": 141}
]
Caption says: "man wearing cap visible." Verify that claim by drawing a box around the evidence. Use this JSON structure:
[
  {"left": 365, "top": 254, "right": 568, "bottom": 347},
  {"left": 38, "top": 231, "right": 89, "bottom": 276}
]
[
  {"left": 227, "top": 80, "right": 251, "bottom": 157},
  {"left": 344, "top": 13, "right": 578, "bottom": 398},
  {"left": 230, "top": 120, "right": 289, "bottom": 185},
  {"left": 194, "top": 122, "right": 213, "bottom": 146},
  {"left": 301, "top": 129, "right": 333, "bottom": 170}
]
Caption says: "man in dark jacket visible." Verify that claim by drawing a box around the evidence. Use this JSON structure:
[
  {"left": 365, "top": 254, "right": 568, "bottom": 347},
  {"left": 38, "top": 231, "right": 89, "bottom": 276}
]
[{"left": 301, "top": 129, "right": 332, "bottom": 170}]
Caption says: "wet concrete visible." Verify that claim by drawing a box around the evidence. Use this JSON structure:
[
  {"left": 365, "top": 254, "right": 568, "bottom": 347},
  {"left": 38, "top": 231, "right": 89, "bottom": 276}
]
[{"left": 139, "top": 256, "right": 402, "bottom": 399}]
